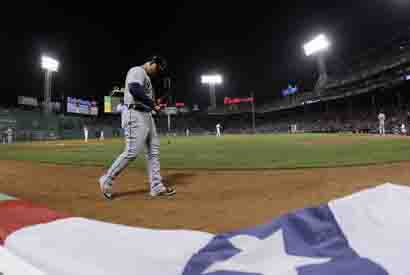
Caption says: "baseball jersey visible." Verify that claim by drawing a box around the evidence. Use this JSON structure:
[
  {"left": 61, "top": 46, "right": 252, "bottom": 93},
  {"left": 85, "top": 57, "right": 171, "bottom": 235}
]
[
  {"left": 378, "top": 113, "right": 385, "bottom": 122},
  {"left": 124, "top": 66, "right": 154, "bottom": 106}
]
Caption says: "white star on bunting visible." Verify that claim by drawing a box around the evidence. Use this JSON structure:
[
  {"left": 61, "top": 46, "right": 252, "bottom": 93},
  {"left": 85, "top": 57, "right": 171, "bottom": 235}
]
[{"left": 204, "top": 229, "right": 331, "bottom": 275}]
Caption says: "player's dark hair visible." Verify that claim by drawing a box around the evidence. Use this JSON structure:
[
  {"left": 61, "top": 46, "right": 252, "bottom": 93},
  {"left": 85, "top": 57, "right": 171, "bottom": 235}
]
[{"left": 147, "top": 55, "right": 167, "bottom": 73}]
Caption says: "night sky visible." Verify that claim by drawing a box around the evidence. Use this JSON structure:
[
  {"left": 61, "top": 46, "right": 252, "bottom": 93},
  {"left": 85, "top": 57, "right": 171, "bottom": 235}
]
[{"left": 2, "top": 1, "right": 410, "bottom": 108}]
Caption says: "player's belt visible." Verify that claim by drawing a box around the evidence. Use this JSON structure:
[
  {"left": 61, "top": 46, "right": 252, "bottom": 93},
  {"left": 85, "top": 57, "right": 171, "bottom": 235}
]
[{"left": 126, "top": 104, "right": 151, "bottom": 112}]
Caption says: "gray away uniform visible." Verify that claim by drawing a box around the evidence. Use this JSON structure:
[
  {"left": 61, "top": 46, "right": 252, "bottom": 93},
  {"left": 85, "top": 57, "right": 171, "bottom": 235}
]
[{"left": 103, "top": 66, "right": 163, "bottom": 193}]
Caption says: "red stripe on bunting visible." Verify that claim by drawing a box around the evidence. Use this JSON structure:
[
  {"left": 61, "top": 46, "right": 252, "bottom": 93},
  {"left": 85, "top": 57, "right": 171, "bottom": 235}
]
[{"left": 0, "top": 200, "right": 70, "bottom": 245}]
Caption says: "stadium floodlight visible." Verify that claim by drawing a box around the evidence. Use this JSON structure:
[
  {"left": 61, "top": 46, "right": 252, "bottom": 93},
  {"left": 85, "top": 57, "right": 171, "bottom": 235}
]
[
  {"left": 201, "top": 74, "right": 223, "bottom": 109},
  {"left": 41, "top": 56, "right": 59, "bottom": 72},
  {"left": 41, "top": 55, "right": 59, "bottom": 114},
  {"left": 303, "top": 34, "right": 330, "bottom": 56},
  {"left": 201, "top": 74, "right": 223, "bottom": 85},
  {"left": 303, "top": 34, "right": 330, "bottom": 92}
]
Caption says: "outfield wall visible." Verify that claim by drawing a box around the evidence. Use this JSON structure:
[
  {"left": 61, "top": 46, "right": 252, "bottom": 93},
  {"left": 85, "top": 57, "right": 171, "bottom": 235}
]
[{"left": 0, "top": 108, "right": 123, "bottom": 141}]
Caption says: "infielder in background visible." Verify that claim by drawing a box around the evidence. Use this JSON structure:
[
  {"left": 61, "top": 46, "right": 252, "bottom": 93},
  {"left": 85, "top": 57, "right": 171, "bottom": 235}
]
[
  {"left": 216, "top": 123, "right": 222, "bottom": 137},
  {"left": 116, "top": 99, "right": 127, "bottom": 114},
  {"left": 378, "top": 110, "right": 386, "bottom": 136},
  {"left": 116, "top": 98, "right": 128, "bottom": 134},
  {"left": 401, "top": 123, "right": 407, "bottom": 135},
  {"left": 83, "top": 125, "right": 89, "bottom": 142},
  {"left": 7, "top": 127, "right": 13, "bottom": 144},
  {"left": 99, "top": 56, "right": 175, "bottom": 199}
]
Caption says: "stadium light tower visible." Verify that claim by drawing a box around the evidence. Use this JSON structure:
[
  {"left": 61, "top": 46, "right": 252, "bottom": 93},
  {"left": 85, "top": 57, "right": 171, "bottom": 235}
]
[
  {"left": 303, "top": 34, "right": 330, "bottom": 92},
  {"left": 41, "top": 56, "right": 59, "bottom": 114},
  {"left": 201, "top": 74, "right": 223, "bottom": 109}
]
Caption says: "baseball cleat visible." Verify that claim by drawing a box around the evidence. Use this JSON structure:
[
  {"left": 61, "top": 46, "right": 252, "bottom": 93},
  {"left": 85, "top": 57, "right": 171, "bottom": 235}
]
[
  {"left": 150, "top": 185, "right": 176, "bottom": 197},
  {"left": 99, "top": 175, "right": 114, "bottom": 200}
]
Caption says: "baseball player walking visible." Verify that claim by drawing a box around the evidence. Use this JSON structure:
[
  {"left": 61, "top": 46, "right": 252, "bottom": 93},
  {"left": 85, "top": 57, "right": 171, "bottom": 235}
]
[{"left": 99, "top": 56, "right": 175, "bottom": 199}]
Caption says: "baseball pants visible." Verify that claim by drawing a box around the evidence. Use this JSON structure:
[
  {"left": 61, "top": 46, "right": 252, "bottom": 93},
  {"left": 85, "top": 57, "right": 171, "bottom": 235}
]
[{"left": 104, "top": 109, "right": 162, "bottom": 192}]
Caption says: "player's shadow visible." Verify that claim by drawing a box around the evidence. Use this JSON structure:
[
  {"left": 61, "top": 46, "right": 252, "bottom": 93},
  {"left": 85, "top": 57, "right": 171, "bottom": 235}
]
[
  {"left": 164, "top": 172, "right": 196, "bottom": 187},
  {"left": 113, "top": 173, "right": 195, "bottom": 199},
  {"left": 113, "top": 189, "right": 147, "bottom": 199}
]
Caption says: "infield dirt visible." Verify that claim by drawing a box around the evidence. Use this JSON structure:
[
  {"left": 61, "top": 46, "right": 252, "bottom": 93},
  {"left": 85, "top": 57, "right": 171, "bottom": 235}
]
[{"left": 1, "top": 159, "right": 409, "bottom": 233}]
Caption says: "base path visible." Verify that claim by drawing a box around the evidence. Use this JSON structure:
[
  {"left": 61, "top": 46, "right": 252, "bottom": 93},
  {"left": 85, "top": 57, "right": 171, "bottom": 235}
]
[{"left": 1, "top": 160, "right": 410, "bottom": 233}]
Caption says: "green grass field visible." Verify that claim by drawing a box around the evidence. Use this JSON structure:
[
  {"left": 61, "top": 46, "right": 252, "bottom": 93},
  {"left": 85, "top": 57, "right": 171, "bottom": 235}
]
[{"left": 1, "top": 134, "right": 409, "bottom": 169}]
